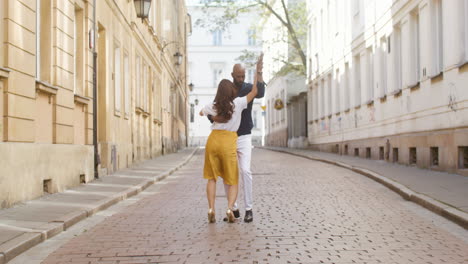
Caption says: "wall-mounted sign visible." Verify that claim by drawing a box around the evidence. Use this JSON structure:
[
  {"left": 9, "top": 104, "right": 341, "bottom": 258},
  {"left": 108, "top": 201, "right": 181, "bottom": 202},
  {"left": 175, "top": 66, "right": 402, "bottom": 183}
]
[{"left": 274, "top": 99, "right": 284, "bottom": 110}]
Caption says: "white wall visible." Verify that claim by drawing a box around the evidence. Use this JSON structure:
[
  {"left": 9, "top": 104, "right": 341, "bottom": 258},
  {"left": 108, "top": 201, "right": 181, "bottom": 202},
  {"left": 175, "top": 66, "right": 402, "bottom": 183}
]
[
  {"left": 307, "top": 0, "right": 468, "bottom": 145},
  {"left": 187, "top": 3, "right": 263, "bottom": 146}
]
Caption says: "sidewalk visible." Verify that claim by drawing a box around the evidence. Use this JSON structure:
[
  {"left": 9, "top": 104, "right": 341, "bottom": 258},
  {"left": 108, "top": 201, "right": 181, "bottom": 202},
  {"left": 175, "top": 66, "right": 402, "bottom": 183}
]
[
  {"left": 0, "top": 148, "right": 197, "bottom": 264},
  {"left": 261, "top": 146, "right": 468, "bottom": 229}
]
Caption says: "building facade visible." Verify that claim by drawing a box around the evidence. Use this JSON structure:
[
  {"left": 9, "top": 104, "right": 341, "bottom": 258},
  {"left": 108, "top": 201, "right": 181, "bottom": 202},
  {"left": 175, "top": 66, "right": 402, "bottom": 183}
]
[
  {"left": 263, "top": 0, "right": 308, "bottom": 148},
  {"left": 307, "top": 0, "right": 468, "bottom": 175},
  {"left": 0, "top": 0, "right": 189, "bottom": 208},
  {"left": 187, "top": 0, "right": 263, "bottom": 146}
]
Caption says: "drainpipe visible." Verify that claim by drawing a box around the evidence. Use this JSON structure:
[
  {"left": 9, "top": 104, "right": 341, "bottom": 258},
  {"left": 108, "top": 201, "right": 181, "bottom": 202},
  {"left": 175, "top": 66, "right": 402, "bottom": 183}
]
[{"left": 92, "top": 0, "right": 99, "bottom": 179}]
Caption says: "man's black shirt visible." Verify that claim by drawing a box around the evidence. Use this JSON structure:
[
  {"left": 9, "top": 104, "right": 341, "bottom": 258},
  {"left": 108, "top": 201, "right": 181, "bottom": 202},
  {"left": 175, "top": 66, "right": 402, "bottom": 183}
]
[
  {"left": 236, "top": 82, "right": 265, "bottom": 136},
  {"left": 208, "top": 81, "right": 265, "bottom": 136}
]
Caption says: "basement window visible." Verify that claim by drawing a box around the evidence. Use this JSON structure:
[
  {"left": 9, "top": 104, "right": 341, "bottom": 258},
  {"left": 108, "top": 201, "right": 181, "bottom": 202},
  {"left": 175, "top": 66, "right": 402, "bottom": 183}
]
[
  {"left": 354, "top": 148, "right": 359, "bottom": 157},
  {"left": 379, "top": 146, "right": 384, "bottom": 160},
  {"left": 459, "top": 146, "right": 468, "bottom": 169},
  {"left": 393, "top": 148, "right": 399, "bottom": 163},
  {"left": 344, "top": 145, "right": 348, "bottom": 155},
  {"left": 366, "top": 147, "right": 371, "bottom": 159},
  {"left": 430, "top": 147, "right": 439, "bottom": 167},
  {"left": 43, "top": 179, "right": 52, "bottom": 194},
  {"left": 409, "top": 147, "right": 417, "bottom": 165}
]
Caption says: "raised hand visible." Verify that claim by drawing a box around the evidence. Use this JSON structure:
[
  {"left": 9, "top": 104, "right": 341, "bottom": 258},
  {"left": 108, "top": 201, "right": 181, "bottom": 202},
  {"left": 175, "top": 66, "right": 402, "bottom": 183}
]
[{"left": 256, "top": 53, "right": 264, "bottom": 83}]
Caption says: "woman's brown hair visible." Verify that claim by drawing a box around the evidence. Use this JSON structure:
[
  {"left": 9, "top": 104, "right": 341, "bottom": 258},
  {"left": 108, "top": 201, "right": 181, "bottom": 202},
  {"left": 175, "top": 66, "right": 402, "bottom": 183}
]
[{"left": 213, "top": 79, "right": 236, "bottom": 121}]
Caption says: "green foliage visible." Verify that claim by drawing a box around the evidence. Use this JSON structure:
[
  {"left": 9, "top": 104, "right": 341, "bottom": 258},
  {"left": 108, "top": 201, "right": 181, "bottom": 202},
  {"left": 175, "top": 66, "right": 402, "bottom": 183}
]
[{"left": 195, "top": 0, "right": 308, "bottom": 77}]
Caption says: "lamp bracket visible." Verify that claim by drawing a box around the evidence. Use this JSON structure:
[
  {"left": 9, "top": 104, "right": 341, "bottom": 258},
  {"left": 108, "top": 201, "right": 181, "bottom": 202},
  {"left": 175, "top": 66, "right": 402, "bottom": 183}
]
[{"left": 161, "top": 40, "right": 179, "bottom": 53}]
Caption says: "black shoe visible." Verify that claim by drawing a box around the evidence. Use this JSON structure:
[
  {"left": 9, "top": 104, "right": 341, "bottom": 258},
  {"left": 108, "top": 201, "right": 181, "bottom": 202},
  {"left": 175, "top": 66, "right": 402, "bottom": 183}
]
[
  {"left": 223, "top": 209, "right": 240, "bottom": 221},
  {"left": 244, "top": 210, "right": 253, "bottom": 223}
]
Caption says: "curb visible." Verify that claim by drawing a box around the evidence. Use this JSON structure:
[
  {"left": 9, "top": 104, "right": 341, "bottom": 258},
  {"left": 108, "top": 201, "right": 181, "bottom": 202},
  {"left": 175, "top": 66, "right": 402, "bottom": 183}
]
[
  {"left": 1, "top": 148, "right": 198, "bottom": 264},
  {"left": 261, "top": 147, "right": 468, "bottom": 230}
]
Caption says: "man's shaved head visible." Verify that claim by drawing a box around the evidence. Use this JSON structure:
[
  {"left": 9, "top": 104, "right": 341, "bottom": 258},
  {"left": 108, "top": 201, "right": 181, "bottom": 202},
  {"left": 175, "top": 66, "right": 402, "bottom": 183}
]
[{"left": 232, "top": 64, "right": 246, "bottom": 89}]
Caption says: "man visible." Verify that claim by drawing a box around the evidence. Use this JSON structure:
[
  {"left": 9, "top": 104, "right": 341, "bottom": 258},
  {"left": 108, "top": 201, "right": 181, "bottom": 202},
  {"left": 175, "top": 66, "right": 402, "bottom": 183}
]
[{"left": 209, "top": 57, "right": 265, "bottom": 222}]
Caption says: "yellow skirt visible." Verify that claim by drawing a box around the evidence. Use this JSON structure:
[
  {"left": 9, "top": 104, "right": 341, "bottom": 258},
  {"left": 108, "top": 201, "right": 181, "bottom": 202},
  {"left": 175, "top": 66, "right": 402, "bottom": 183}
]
[{"left": 203, "top": 130, "right": 239, "bottom": 186}]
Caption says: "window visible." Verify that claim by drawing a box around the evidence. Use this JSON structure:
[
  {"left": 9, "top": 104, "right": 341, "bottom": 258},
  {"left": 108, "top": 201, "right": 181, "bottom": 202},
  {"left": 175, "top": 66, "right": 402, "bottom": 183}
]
[
  {"left": 409, "top": 147, "right": 417, "bottom": 165},
  {"left": 320, "top": 79, "right": 324, "bottom": 118},
  {"left": 327, "top": 74, "right": 332, "bottom": 116},
  {"left": 313, "top": 85, "right": 318, "bottom": 120},
  {"left": 124, "top": 54, "right": 129, "bottom": 116},
  {"left": 248, "top": 29, "right": 256, "bottom": 46},
  {"left": 411, "top": 10, "right": 421, "bottom": 84},
  {"left": 392, "top": 27, "right": 402, "bottom": 93},
  {"left": 143, "top": 63, "right": 148, "bottom": 112},
  {"left": 354, "top": 55, "right": 361, "bottom": 107},
  {"left": 74, "top": 5, "right": 84, "bottom": 95},
  {"left": 379, "top": 146, "right": 384, "bottom": 160},
  {"left": 430, "top": 147, "right": 439, "bottom": 167},
  {"left": 459, "top": 147, "right": 468, "bottom": 169},
  {"left": 465, "top": 0, "right": 468, "bottom": 62},
  {"left": 247, "top": 69, "right": 254, "bottom": 84},
  {"left": 344, "top": 63, "right": 350, "bottom": 110},
  {"left": 37, "top": 0, "right": 52, "bottom": 82},
  {"left": 136, "top": 56, "right": 141, "bottom": 108},
  {"left": 320, "top": 9, "right": 324, "bottom": 52},
  {"left": 212, "top": 30, "right": 222, "bottom": 46},
  {"left": 393, "top": 148, "right": 399, "bottom": 163},
  {"left": 335, "top": 69, "right": 340, "bottom": 114},
  {"left": 212, "top": 68, "right": 222, "bottom": 87},
  {"left": 366, "top": 47, "right": 374, "bottom": 102},
  {"left": 153, "top": 74, "right": 161, "bottom": 119},
  {"left": 114, "top": 45, "right": 121, "bottom": 112},
  {"left": 178, "top": 93, "right": 185, "bottom": 121},
  {"left": 190, "top": 104, "right": 194, "bottom": 123},
  {"left": 379, "top": 37, "right": 388, "bottom": 97},
  {"left": 352, "top": 0, "right": 362, "bottom": 37},
  {"left": 281, "top": 90, "right": 285, "bottom": 121},
  {"left": 0, "top": 0, "right": 3, "bottom": 66},
  {"left": 431, "top": 0, "right": 443, "bottom": 76},
  {"left": 253, "top": 110, "right": 258, "bottom": 128}
]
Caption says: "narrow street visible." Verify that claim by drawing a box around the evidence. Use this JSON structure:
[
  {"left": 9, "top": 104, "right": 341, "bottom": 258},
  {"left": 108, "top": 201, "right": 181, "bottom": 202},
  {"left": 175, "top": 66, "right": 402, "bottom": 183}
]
[{"left": 18, "top": 149, "right": 468, "bottom": 264}]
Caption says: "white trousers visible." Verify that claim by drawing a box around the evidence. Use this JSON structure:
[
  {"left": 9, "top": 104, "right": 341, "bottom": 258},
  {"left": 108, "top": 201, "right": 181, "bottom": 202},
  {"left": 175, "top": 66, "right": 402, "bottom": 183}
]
[{"left": 224, "top": 134, "right": 253, "bottom": 211}]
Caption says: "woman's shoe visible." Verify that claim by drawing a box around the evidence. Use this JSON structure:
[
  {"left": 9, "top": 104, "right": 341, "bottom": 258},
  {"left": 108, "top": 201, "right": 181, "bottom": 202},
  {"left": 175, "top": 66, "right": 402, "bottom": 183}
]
[
  {"left": 208, "top": 208, "right": 216, "bottom": 223},
  {"left": 226, "top": 209, "right": 235, "bottom": 223}
]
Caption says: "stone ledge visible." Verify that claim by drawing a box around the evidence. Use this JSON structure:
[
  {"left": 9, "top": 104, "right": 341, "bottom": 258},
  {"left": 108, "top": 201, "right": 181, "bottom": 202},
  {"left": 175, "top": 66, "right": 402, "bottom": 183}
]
[
  {"left": 36, "top": 81, "right": 58, "bottom": 95},
  {"left": 0, "top": 233, "right": 42, "bottom": 263},
  {"left": 51, "top": 210, "right": 87, "bottom": 230},
  {"left": 74, "top": 94, "right": 91, "bottom": 105}
]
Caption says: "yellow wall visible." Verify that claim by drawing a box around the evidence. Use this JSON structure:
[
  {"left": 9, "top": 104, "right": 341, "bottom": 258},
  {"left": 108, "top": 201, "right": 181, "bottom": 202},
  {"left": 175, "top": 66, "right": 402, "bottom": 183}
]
[{"left": 0, "top": 0, "right": 189, "bottom": 208}]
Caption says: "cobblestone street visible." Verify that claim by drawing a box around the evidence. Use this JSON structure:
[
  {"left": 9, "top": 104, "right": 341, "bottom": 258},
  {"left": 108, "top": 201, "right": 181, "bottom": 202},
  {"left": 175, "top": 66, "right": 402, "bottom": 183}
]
[{"left": 38, "top": 148, "right": 467, "bottom": 264}]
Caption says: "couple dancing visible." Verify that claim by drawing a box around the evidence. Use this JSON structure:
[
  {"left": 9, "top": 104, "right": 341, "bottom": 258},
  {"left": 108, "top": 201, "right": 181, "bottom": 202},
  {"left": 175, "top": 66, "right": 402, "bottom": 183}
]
[{"left": 199, "top": 54, "right": 265, "bottom": 223}]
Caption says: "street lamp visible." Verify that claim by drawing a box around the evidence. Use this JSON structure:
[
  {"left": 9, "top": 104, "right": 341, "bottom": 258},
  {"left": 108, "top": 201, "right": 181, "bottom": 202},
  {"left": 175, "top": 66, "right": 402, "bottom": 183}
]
[
  {"left": 188, "top": 82, "right": 194, "bottom": 92},
  {"left": 134, "top": 0, "right": 152, "bottom": 22},
  {"left": 174, "top": 52, "right": 183, "bottom": 66}
]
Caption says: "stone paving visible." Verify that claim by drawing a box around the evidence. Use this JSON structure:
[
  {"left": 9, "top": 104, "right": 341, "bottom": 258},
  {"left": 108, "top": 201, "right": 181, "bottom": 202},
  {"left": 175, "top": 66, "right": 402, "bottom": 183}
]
[{"left": 41, "top": 148, "right": 468, "bottom": 264}]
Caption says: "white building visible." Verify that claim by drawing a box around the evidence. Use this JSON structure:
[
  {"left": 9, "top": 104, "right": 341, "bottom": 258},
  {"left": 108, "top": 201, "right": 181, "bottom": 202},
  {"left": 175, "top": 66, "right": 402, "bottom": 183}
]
[
  {"left": 307, "top": 0, "right": 468, "bottom": 175},
  {"left": 263, "top": 0, "right": 308, "bottom": 148},
  {"left": 187, "top": 1, "right": 264, "bottom": 146}
]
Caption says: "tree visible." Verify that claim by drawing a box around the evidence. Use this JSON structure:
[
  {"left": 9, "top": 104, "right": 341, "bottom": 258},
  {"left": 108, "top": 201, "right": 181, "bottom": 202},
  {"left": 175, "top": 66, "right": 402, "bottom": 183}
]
[{"left": 195, "top": 0, "right": 307, "bottom": 77}]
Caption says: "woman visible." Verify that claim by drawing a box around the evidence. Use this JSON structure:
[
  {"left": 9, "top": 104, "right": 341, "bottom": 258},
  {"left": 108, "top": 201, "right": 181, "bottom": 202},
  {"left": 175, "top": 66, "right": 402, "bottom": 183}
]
[{"left": 200, "top": 61, "right": 260, "bottom": 223}]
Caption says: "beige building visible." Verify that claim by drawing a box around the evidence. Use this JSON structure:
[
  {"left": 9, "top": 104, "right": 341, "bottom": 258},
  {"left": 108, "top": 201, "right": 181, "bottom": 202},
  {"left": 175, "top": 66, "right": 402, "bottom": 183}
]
[
  {"left": 0, "top": 0, "right": 190, "bottom": 208},
  {"left": 307, "top": 0, "right": 468, "bottom": 175}
]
